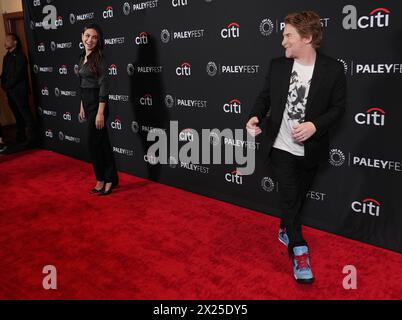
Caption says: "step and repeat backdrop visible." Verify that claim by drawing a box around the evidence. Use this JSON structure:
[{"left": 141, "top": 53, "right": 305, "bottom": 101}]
[{"left": 23, "top": 0, "right": 402, "bottom": 253}]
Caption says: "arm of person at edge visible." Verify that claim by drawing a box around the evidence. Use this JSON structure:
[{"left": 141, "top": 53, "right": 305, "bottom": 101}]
[{"left": 95, "top": 58, "right": 109, "bottom": 130}]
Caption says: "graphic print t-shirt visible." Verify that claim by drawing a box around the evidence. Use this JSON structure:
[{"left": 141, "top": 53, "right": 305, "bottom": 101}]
[{"left": 273, "top": 60, "right": 315, "bottom": 156}]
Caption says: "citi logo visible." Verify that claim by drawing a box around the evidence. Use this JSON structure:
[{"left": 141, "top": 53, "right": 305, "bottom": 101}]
[
  {"left": 109, "top": 64, "right": 118, "bottom": 75},
  {"left": 144, "top": 154, "right": 158, "bottom": 165},
  {"left": 63, "top": 112, "right": 72, "bottom": 121},
  {"left": 103, "top": 6, "right": 114, "bottom": 19},
  {"left": 179, "top": 129, "right": 194, "bottom": 142},
  {"left": 172, "top": 0, "right": 187, "bottom": 7},
  {"left": 140, "top": 94, "right": 153, "bottom": 106},
  {"left": 343, "top": 6, "right": 390, "bottom": 30},
  {"left": 351, "top": 198, "right": 381, "bottom": 217},
  {"left": 33, "top": 0, "right": 41, "bottom": 6},
  {"left": 354, "top": 107, "right": 385, "bottom": 126},
  {"left": 176, "top": 62, "right": 191, "bottom": 76},
  {"left": 225, "top": 170, "right": 243, "bottom": 185},
  {"left": 41, "top": 87, "right": 49, "bottom": 96},
  {"left": 135, "top": 32, "right": 149, "bottom": 45},
  {"left": 111, "top": 118, "right": 122, "bottom": 130},
  {"left": 37, "top": 42, "right": 45, "bottom": 52},
  {"left": 223, "top": 99, "right": 241, "bottom": 114},
  {"left": 221, "top": 22, "right": 240, "bottom": 39},
  {"left": 59, "top": 65, "right": 68, "bottom": 75},
  {"left": 45, "top": 129, "right": 53, "bottom": 138},
  {"left": 55, "top": 16, "right": 64, "bottom": 27}
]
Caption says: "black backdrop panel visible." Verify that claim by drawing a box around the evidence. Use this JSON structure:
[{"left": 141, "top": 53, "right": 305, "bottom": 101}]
[{"left": 23, "top": 0, "right": 402, "bottom": 253}]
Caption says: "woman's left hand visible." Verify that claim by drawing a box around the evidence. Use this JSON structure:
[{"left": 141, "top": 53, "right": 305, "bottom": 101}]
[{"left": 95, "top": 113, "right": 105, "bottom": 129}]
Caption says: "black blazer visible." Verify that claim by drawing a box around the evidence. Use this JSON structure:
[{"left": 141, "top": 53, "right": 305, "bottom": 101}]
[
  {"left": 249, "top": 52, "right": 347, "bottom": 168},
  {"left": 1, "top": 49, "right": 30, "bottom": 94}
]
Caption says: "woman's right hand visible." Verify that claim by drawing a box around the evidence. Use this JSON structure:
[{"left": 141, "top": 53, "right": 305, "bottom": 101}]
[{"left": 79, "top": 106, "right": 86, "bottom": 121}]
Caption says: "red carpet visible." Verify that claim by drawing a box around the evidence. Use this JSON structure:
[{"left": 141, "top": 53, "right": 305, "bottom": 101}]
[{"left": 0, "top": 149, "right": 401, "bottom": 299}]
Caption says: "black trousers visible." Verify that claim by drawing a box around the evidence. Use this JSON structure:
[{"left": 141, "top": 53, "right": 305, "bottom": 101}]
[
  {"left": 81, "top": 88, "right": 118, "bottom": 184},
  {"left": 270, "top": 147, "right": 317, "bottom": 255},
  {"left": 7, "top": 92, "right": 36, "bottom": 141}
]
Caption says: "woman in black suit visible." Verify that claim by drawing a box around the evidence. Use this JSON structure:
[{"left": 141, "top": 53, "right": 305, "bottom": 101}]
[{"left": 78, "top": 23, "right": 118, "bottom": 196}]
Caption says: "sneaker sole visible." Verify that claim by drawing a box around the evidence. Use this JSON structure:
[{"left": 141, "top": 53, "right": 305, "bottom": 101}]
[
  {"left": 278, "top": 235, "right": 289, "bottom": 247},
  {"left": 294, "top": 275, "right": 314, "bottom": 284}
]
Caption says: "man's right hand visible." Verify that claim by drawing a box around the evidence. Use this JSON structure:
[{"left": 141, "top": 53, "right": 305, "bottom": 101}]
[{"left": 246, "top": 116, "right": 262, "bottom": 137}]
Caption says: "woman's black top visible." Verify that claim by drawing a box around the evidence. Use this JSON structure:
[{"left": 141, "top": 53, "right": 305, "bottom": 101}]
[{"left": 78, "top": 54, "right": 108, "bottom": 103}]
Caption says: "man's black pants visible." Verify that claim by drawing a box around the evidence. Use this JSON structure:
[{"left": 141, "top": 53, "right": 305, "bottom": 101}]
[{"left": 270, "top": 147, "right": 318, "bottom": 255}]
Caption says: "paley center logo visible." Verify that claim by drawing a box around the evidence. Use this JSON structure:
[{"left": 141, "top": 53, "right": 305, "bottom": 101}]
[
  {"left": 221, "top": 22, "right": 240, "bottom": 39},
  {"left": 176, "top": 62, "right": 191, "bottom": 76},
  {"left": 354, "top": 107, "right": 385, "bottom": 126},
  {"left": 160, "top": 28, "right": 205, "bottom": 43},
  {"left": 39, "top": 108, "right": 57, "bottom": 117},
  {"left": 261, "top": 177, "right": 276, "bottom": 192},
  {"left": 128, "top": 63, "right": 163, "bottom": 75},
  {"left": 164, "top": 94, "right": 207, "bottom": 109},
  {"left": 103, "top": 6, "right": 114, "bottom": 19},
  {"left": 343, "top": 6, "right": 390, "bottom": 30},
  {"left": 259, "top": 18, "right": 274, "bottom": 36},
  {"left": 69, "top": 11, "right": 94, "bottom": 24},
  {"left": 206, "top": 61, "right": 260, "bottom": 76},
  {"left": 338, "top": 58, "right": 402, "bottom": 76},
  {"left": 51, "top": 41, "right": 72, "bottom": 51},
  {"left": 329, "top": 149, "right": 346, "bottom": 167},
  {"left": 122, "top": 0, "right": 159, "bottom": 15},
  {"left": 54, "top": 87, "right": 77, "bottom": 97},
  {"left": 58, "top": 131, "right": 81, "bottom": 144},
  {"left": 351, "top": 198, "right": 381, "bottom": 217},
  {"left": 330, "top": 148, "right": 401, "bottom": 172},
  {"left": 33, "top": 65, "right": 53, "bottom": 74}
]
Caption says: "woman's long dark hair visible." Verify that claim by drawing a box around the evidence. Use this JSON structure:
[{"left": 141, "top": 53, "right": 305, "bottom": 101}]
[{"left": 81, "top": 23, "right": 104, "bottom": 77}]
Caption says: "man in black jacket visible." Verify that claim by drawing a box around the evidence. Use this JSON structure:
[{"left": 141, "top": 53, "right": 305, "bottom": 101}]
[
  {"left": 246, "top": 11, "right": 346, "bottom": 283},
  {"left": 1, "top": 33, "right": 36, "bottom": 145}
]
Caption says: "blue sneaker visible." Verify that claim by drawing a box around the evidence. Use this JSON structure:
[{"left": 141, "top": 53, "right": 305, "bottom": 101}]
[
  {"left": 278, "top": 228, "right": 289, "bottom": 247},
  {"left": 292, "top": 245, "right": 314, "bottom": 284}
]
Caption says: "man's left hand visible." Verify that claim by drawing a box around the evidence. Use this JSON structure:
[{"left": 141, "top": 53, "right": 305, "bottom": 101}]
[{"left": 292, "top": 121, "right": 316, "bottom": 143}]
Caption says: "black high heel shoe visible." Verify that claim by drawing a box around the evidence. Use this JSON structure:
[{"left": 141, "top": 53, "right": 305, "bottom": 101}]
[
  {"left": 91, "top": 184, "right": 105, "bottom": 194},
  {"left": 99, "top": 182, "right": 113, "bottom": 196}
]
